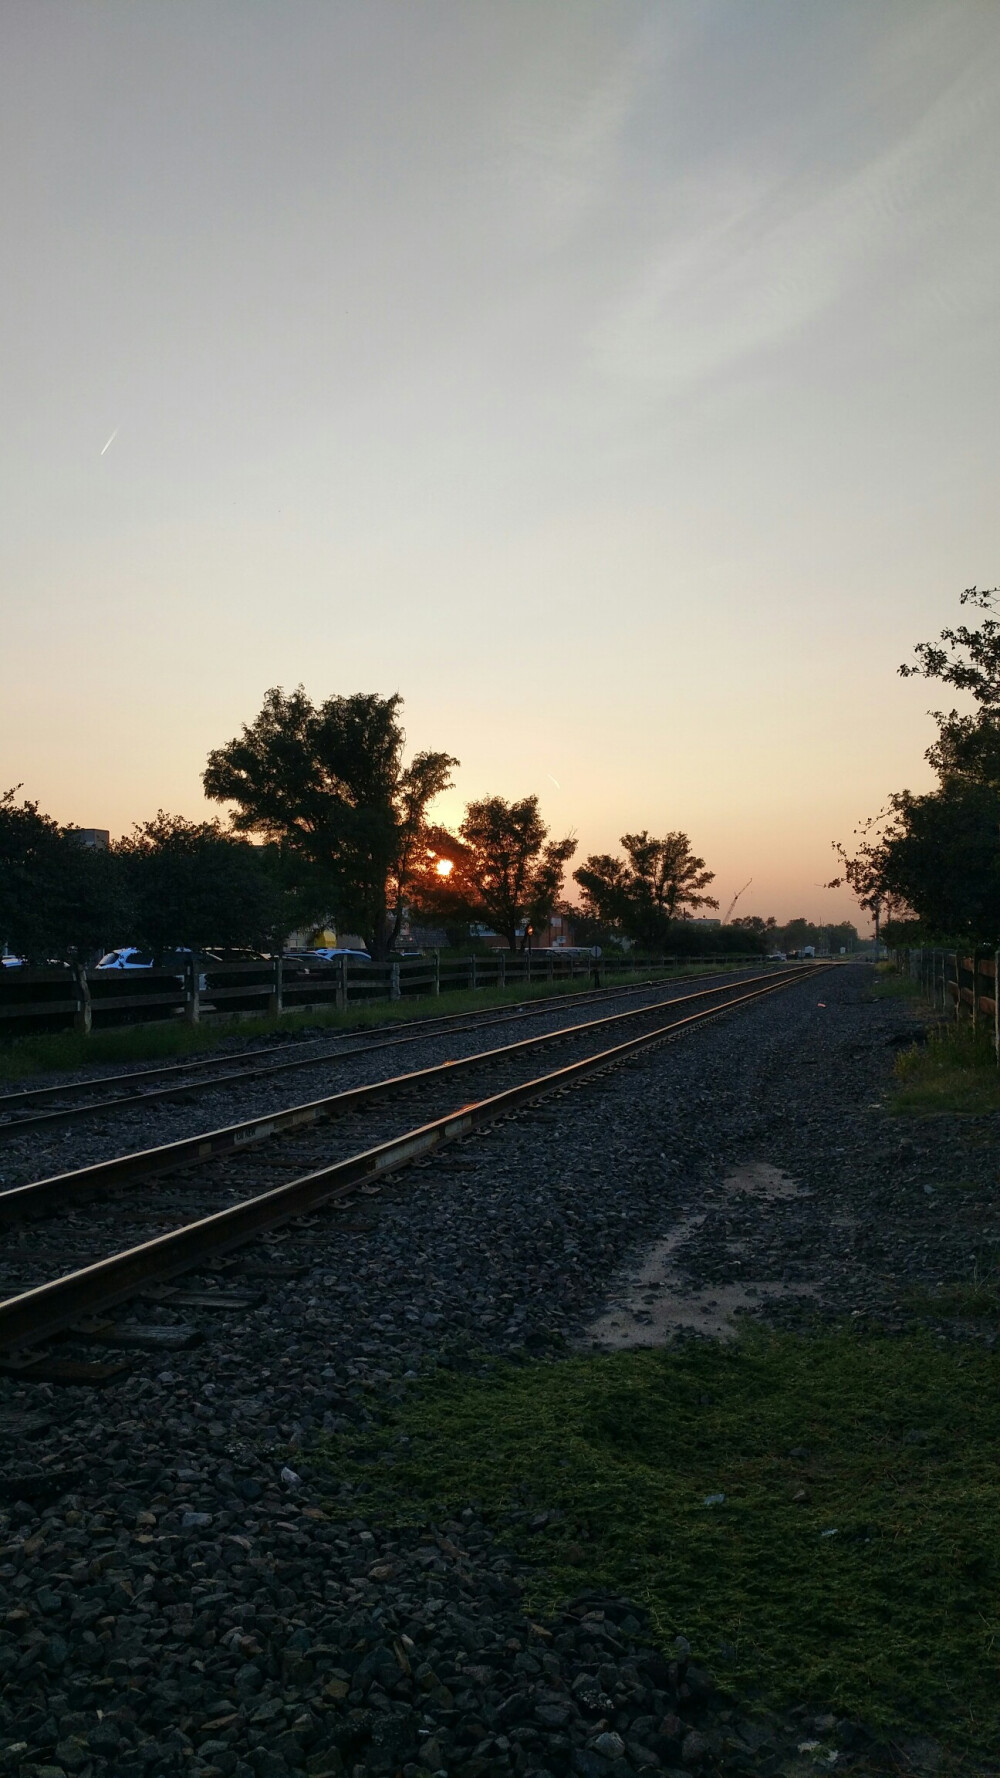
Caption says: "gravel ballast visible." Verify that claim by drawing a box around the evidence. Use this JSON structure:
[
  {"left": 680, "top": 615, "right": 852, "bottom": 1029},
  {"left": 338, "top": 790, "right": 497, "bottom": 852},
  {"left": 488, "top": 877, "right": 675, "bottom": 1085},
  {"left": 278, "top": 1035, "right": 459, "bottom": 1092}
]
[
  {"left": 1, "top": 964, "right": 992, "bottom": 1777},
  {"left": 0, "top": 971, "right": 781, "bottom": 1193}
]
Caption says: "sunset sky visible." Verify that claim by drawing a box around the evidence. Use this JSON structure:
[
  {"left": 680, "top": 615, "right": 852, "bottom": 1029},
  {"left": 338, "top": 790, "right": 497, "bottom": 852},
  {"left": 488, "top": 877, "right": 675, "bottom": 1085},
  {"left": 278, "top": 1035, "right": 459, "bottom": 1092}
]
[{"left": 2, "top": 1, "right": 998, "bottom": 928}]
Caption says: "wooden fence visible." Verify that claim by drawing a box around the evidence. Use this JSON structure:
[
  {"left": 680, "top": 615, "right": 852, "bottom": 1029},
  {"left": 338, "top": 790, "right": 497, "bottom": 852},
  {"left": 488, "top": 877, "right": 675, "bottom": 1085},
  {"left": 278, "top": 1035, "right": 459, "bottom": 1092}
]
[
  {"left": 0, "top": 950, "right": 771, "bottom": 1039},
  {"left": 901, "top": 947, "right": 1000, "bottom": 1060}
]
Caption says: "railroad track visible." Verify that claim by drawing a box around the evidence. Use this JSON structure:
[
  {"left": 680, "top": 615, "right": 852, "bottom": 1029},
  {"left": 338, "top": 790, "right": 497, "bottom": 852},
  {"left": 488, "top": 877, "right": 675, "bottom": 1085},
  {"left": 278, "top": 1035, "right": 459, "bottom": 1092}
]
[
  {"left": 0, "top": 964, "right": 773, "bottom": 1138},
  {"left": 0, "top": 964, "right": 826, "bottom": 1377}
]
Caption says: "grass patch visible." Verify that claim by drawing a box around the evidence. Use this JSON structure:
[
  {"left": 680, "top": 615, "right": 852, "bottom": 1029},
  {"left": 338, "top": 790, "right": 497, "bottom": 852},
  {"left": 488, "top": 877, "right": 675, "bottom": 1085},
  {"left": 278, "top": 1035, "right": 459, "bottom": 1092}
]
[
  {"left": 0, "top": 963, "right": 720, "bottom": 1084},
  {"left": 904, "top": 1255, "right": 1000, "bottom": 1320},
  {"left": 319, "top": 1332, "right": 1000, "bottom": 1763},
  {"left": 869, "top": 971, "right": 925, "bottom": 1002},
  {"left": 890, "top": 1020, "right": 1000, "bottom": 1116}
]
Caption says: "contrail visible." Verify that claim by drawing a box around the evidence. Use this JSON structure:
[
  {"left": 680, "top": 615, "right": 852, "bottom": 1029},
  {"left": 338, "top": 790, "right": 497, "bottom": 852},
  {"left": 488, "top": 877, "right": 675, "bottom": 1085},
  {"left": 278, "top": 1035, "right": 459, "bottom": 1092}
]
[
  {"left": 100, "top": 427, "right": 119, "bottom": 456},
  {"left": 547, "top": 774, "right": 561, "bottom": 789}
]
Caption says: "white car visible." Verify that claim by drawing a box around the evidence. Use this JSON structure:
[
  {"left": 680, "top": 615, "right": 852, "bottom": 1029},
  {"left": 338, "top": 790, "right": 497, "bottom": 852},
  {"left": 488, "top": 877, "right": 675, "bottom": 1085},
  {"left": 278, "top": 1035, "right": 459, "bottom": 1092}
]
[
  {"left": 767, "top": 951, "right": 787, "bottom": 962},
  {"left": 297, "top": 947, "right": 372, "bottom": 964},
  {"left": 95, "top": 948, "right": 157, "bottom": 969}
]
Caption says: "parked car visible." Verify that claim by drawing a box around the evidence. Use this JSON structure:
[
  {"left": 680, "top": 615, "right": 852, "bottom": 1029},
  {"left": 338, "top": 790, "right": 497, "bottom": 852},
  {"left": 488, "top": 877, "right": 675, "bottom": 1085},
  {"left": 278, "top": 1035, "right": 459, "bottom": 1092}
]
[
  {"left": 766, "top": 950, "right": 786, "bottom": 962},
  {"left": 293, "top": 947, "right": 372, "bottom": 965},
  {"left": 95, "top": 948, "right": 157, "bottom": 970},
  {"left": 95, "top": 947, "right": 226, "bottom": 974},
  {"left": 1, "top": 954, "right": 25, "bottom": 968}
]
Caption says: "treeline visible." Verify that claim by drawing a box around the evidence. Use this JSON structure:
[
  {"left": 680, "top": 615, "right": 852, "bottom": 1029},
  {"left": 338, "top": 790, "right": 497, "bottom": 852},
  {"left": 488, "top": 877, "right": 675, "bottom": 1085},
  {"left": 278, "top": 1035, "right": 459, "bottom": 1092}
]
[
  {"left": 3, "top": 685, "right": 852, "bottom": 964},
  {"left": 833, "top": 585, "right": 1000, "bottom": 947},
  {"left": 0, "top": 797, "right": 302, "bottom": 964}
]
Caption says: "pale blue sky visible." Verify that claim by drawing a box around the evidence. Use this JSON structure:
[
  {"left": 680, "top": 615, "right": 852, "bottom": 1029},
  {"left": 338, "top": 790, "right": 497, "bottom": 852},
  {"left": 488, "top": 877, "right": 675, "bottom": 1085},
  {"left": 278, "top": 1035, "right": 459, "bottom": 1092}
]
[{"left": 2, "top": 1, "right": 998, "bottom": 924}]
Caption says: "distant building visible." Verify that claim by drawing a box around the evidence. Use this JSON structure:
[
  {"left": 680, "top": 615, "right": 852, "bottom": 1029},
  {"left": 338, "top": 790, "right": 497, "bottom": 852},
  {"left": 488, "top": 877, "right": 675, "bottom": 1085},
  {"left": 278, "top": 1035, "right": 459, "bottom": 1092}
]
[
  {"left": 685, "top": 917, "right": 721, "bottom": 929},
  {"left": 468, "top": 911, "right": 577, "bottom": 950},
  {"left": 69, "top": 828, "right": 110, "bottom": 850}
]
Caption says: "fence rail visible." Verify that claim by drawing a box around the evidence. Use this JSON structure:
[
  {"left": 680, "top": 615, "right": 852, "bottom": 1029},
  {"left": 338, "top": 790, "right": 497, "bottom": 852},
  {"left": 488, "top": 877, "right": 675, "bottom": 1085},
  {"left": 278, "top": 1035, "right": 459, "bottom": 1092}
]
[
  {"left": 0, "top": 950, "right": 775, "bottom": 1040},
  {"left": 900, "top": 946, "right": 1000, "bottom": 1062}
]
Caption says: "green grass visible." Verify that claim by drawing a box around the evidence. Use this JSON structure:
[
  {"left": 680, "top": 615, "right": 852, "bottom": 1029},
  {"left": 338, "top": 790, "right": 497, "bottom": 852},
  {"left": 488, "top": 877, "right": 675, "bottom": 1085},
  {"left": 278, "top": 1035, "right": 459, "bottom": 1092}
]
[
  {"left": 869, "top": 970, "right": 925, "bottom": 1002},
  {"left": 318, "top": 1333, "right": 1000, "bottom": 1764},
  {"left": 890, "top": 1020, "right": 1000, "bottom": 1115},
  {"left": 904, "top": 1255, "right": 1000, "bottom": 1320},
  {"left": 0, "top": 963, "right": 724, "bottom": 1084}
]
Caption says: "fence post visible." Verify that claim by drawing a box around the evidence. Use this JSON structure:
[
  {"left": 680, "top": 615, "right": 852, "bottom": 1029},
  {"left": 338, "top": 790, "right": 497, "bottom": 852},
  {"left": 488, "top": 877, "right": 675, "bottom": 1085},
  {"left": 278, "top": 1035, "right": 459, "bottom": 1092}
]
[
  {"left": 184, "top": 957, "right": 200, "bottom": 1026},
  {"left": 432, "top": 948, "right": 440, "bottom": 996},
  {"left": 497, "top": 950, "right": 505, "bottom": 991},
  {"left": 952, "top": 953, "right": 959, "bottom": 1020},
  {"left": 268, "top": 955, "right": 283, "bottom": 1019},
  {"left": 73, "top": 963, "right": 92, "bottom": 1036},
  {"left": 337, "top": 953, "right": 347, "bottom": 1011},
  {"left": 390, "top": 961, "right": 401, "bottom": 1002}
]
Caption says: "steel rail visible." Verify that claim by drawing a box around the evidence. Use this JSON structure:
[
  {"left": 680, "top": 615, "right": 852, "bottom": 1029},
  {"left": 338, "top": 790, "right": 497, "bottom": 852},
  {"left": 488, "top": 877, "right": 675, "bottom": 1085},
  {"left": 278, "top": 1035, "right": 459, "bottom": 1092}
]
[
  {"left": 0, "top": 965, "right": 772, "bottom": 1134},
  {"left": 0, "top": 967, "right": 829, "bottom": 1353},
  {"left": 0, "top": 966, "right": 814, "bottom": 1224}
]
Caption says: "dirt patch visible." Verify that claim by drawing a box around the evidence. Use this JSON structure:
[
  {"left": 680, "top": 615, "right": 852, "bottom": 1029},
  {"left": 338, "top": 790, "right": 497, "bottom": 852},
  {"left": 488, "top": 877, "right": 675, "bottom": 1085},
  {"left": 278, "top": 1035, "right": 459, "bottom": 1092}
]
[{"left": 581, "top": 1160, "right": 818, "bottom": 1346}]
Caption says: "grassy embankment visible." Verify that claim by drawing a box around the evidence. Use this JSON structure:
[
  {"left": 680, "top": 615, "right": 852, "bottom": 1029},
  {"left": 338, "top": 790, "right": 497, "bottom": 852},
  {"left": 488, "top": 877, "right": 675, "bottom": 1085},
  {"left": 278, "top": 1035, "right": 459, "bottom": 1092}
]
[
  {"left": 312, "top": 962, "right": 1000, "bottom": 1768},
  {"left": 870, "top": 960, "right": 1000, "bottom": 1116},
  {"left": 319, "top": 1332, "right": 1000, "bottom": 1765},
  {"left": 0, "top": 961, "right": 736, "bottom": 1084}
]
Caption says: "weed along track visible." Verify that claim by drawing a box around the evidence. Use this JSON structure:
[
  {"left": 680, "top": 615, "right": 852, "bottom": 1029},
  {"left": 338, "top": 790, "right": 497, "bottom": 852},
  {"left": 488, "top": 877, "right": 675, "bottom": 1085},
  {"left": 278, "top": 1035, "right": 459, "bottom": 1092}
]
[{"left": 0, "top": 966, "right": 821, "bottom": 1374}]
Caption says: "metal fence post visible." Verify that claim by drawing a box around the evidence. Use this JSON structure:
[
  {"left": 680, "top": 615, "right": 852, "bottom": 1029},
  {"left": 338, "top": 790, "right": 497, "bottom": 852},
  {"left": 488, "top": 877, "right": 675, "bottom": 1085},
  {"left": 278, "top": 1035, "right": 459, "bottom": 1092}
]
[
  {"left": 73, "top": 963, "right": 92, "bottom": 1036},
  {"left": 390, "top": 961, "right": 401, "bottom": 1002},
  {"left": 432, "top": 948, "right": 440, "bottom": 996},
  {"left": 268, "top": 955, "right": 283, "bottom": 1019},
  {"left": 184, "top": 958, "right": 200, "bottom": 1026}
]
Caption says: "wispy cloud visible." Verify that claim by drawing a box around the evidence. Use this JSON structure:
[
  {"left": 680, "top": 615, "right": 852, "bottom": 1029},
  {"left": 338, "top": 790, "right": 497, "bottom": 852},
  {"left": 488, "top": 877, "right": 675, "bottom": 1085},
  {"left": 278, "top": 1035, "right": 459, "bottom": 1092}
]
[
  {"left": 594, "top": 33, "right": 1000, "bottom": 388},
  {"left": 495, "top": 17, "right": 669, "bottom": 250}
]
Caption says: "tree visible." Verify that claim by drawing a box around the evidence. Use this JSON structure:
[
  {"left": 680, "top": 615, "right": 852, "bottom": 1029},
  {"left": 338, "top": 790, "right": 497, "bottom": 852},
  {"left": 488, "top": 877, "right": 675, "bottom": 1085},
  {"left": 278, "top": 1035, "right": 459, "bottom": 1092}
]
[
  {"left": 730, "top": 914, "right": 778, "bottom": 941},
  {"left": 203, "top": 688, "right": 457, "bottom": 958},
  {"left": 0, "top": 788, "right": 125, "bottom": 962},
  {"left": 831, "top": 583, "right": 1000, "bottom": 946},
  {"left": 114, "top": 813, "right": 290, "bottom": 956},
  {"left": 574, "top": 830, "right": 717, "bottom": 950},
  {"left": 874, "top": 782, "right": 1000, "bottom": 945},
  {"left": 900, "top": 584, "right": 1000, "bottom": 789},
  {"left": 828, "top": 811, "right": 904, "bottom": 949},
  {"left": 436, "top": 796, "right": 577, "bottom": 951}
]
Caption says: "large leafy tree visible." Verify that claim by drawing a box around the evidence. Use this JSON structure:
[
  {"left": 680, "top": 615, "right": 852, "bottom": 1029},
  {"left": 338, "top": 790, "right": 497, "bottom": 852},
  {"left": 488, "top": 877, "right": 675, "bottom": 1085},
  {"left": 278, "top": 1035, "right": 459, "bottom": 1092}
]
[
  {"left": 875, "top": 782, "right": 1000, "bottom": 945},
  {"left": 0, "top": 788, "right": 125, "bottom": 961},
  {"left": 574, "top": 830, "right": 717, "bottom": 949},
  {"left": 412, "top": 796, "right": 576, "bottom": 951},
  {"left": 114, "top": 813, "right": 291, "bottom": 956},
  {"left": 203, "top": 688, "right": 457, "bottom": 958},
  {"left": 900, "top": 584, "right": 1000, "bottom": 789},
  {"left": 833, "top": 584, "right": 1000, "bottom": 944},
  {"left": 460, "top": 796, "right": 576, "bottom": 951}
]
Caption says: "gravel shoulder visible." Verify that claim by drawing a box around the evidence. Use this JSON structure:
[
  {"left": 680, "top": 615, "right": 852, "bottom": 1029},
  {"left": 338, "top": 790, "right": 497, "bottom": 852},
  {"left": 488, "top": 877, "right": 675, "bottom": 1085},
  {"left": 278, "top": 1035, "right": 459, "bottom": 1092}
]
[{"left": 1, "top": 964, "right": 991, "bottom": 1778}]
